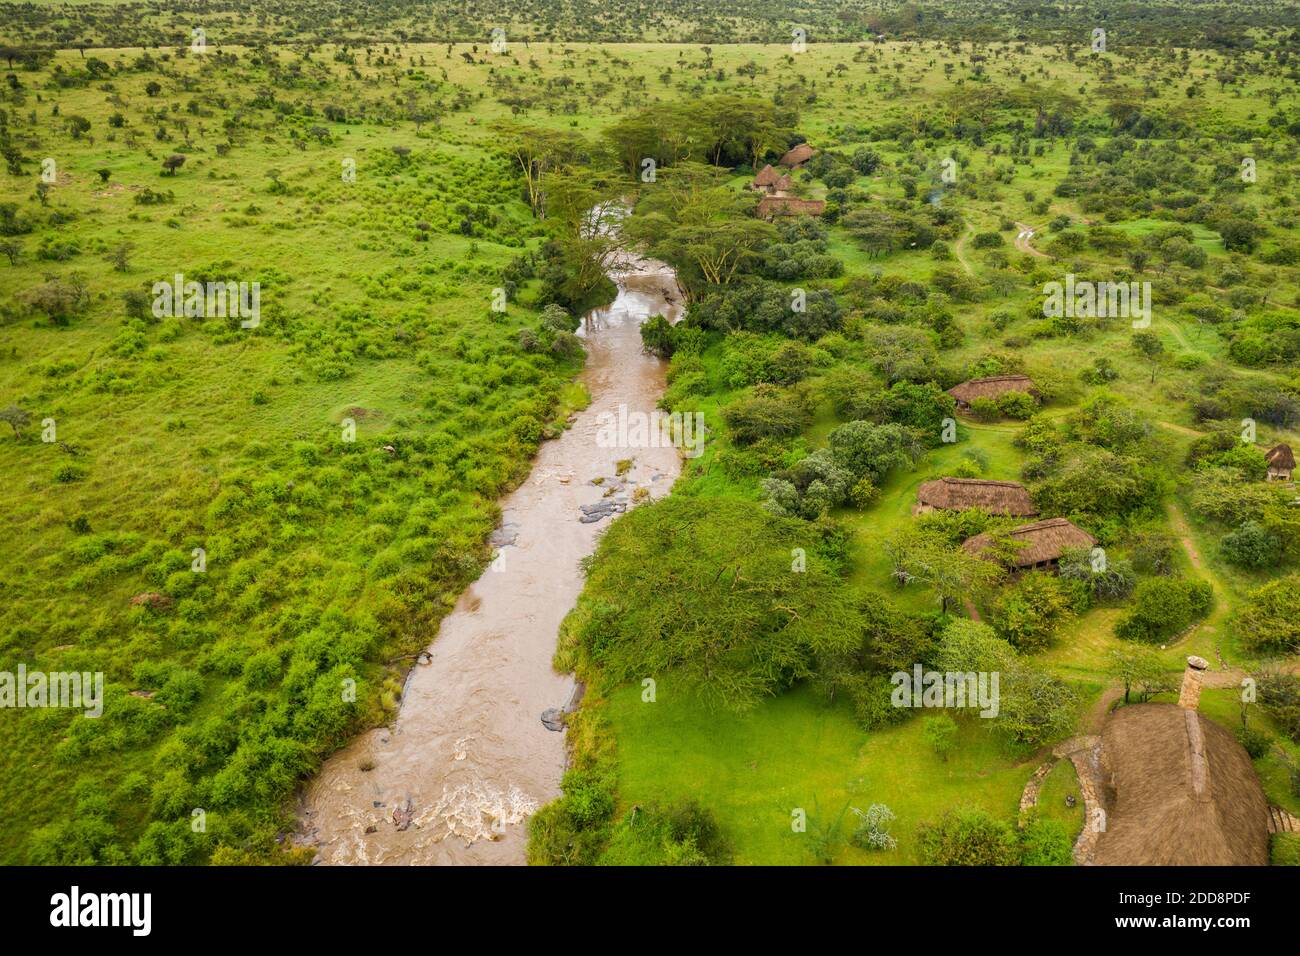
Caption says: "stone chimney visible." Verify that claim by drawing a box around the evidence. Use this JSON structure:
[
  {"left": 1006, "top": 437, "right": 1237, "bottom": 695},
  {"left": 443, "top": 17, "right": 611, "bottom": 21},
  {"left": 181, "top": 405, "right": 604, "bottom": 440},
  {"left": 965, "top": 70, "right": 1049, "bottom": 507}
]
[{"left": 1178, "top": 656, "right": 1210, "bottom": 710}]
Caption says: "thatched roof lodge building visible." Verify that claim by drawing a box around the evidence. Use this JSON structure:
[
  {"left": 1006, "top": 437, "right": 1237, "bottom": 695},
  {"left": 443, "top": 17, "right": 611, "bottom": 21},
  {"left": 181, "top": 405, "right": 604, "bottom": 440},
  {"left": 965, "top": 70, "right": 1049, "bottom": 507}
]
[
  {"left": 914, "top": 478, "right": 1038, "bottom": 517},
  {"left": 1266, "top": 442, "right": 1294, "bottom": 481},
  {"left": 962, "top": 516, "right": 1095, "bottom": 572},
  {"left": 1092, "top": 662, "right": 1270, "bottom": 866},
  {"left": 779, "top": 143, "right": 816, "bottom": 168},
  {"left": 750, "top": 164, "right": 794, "bottom": 195},
  {"left": 751, "top": 164, "right": 780, "bottom": 190},
  {"left": 947, "top": 374, "right": 1040, "bottom": 413},
  {"left": 756, "top": 196, "right": 825, "bottom": 220}
]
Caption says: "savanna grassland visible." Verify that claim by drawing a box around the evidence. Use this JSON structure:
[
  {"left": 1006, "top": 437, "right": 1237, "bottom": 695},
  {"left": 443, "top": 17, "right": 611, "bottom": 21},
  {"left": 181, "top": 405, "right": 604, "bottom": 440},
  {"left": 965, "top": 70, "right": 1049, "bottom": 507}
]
[{"left": 2, "top": 1, "right": 1300, "bottom": 867}]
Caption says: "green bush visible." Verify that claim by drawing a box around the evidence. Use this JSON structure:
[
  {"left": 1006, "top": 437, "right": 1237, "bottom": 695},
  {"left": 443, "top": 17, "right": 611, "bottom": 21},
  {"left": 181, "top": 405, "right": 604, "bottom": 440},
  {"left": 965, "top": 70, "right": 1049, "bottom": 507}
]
[
  {"left": 598, "top": 800, "right": 732, "bottom": 865},
  {"left": 1272, "top": 833, "right": 1300, "bottom": 866},
  {"left": 1019, "top": 815, "right": 1074, "bottom": 866},
  {"left": 1115, "top": 577, "right": 1213, "bottom": 643},
  {"left": 1235, "top": 725, "right": 1272, "bottom": 759},
  {"left": 917, "top": 807, "right": 1021, "bottom": 866},
  {"left": 722, "top": 389, "right": 807, "bottom": 445}
]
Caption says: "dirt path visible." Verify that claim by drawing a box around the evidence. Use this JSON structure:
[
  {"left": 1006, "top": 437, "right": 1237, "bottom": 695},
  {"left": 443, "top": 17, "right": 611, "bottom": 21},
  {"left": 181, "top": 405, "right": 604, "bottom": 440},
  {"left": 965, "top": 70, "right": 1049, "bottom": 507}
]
[
  {"left": 1156, "top": 419, "right": 1204, "bottom": 437},
  {"left": 954, "top": 225, "right": 975, "bottom": 276},
  {"left": 1014, "top": 222, "right": 1049, "bottom": 258}
]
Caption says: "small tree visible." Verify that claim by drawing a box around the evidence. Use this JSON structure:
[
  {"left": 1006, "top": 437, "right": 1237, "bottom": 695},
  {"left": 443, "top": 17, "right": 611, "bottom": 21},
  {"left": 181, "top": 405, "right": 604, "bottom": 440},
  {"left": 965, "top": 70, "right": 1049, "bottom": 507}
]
[
  {"left": 162, "top": 154, "right": 186, "bottom": 176},
  {"left": 65, "top": 115, "right": 91, "bottom": 139},
  {"left": 923, "top": 713, "right": 958, "bottom": 762},
  {"left": 1106, "top": 646, "right": 1170, "bottom": 704},
  {"left": 106, "top": 242, "right": 133, "bottom": 273},
  {"left": 0, "top": 239, "right": 21, "bottom": 265},
  {"left": 1131, "top": 330, "right": 1165, "bottom": 384}
]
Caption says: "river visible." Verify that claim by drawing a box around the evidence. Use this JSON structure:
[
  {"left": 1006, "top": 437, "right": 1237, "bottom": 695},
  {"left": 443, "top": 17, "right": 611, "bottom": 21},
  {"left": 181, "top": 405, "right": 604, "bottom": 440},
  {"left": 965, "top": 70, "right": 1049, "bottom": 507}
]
[{"left": 297, "top": 258, "right": 683, "bottom": 865}]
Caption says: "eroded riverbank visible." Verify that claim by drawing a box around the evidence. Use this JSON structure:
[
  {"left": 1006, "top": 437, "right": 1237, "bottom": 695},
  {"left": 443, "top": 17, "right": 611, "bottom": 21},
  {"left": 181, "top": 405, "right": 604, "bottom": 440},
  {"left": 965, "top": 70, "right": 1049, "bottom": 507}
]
[{"left": 297, "top": 259, "right": 683, "bottom": 865}]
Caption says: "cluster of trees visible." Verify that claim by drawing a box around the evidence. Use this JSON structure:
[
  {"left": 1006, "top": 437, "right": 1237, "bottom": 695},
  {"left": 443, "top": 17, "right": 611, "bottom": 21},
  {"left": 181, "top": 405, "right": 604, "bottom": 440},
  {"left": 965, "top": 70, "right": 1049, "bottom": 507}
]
[
  {"left": 762, "top": 421, "right": 922, "bottom": 519},
  {"left": 1185, "top": 431, "right": 1299, "bottom": 569}
]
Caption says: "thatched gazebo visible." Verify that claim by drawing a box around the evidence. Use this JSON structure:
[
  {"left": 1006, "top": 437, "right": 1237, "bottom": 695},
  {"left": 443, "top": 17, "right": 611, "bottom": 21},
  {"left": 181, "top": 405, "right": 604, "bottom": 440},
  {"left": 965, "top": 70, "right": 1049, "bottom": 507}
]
[{"left": 914, "top": 477, "right": 1038, "bottom": 517}]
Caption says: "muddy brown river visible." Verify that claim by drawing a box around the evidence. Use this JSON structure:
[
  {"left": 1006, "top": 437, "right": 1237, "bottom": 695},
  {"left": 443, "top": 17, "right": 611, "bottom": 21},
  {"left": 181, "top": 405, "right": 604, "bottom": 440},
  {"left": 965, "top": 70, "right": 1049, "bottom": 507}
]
[{"left": 297, "top": 259, "right": 683, "bottom": 865}]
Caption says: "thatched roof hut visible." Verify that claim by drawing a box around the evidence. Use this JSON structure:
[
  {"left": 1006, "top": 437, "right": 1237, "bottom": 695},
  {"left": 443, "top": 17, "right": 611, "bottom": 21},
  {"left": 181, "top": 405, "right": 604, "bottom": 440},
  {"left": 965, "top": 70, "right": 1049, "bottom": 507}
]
[
  {"left": 756, "top": 196, "right": 825, "bottom": 219},
  {"left": 947, "top": 374, "right": 1040, "bottom": 411},
  {"left": 779, "top": 143, "right": 816, "bottom": 167},
  {"left": 774, "top": 173, "right": 793, "bottom": 191},
  {"left": 1093, "top": 703, "right": 1269, "bottom": 866},
  {"left": 752, "top": 164, "right": 780, "bottom": 189},
  {"left": 915, "top": 478, "right": 1038, "bottom": 517},
  {"left": 1266, "top": 443, "right": 1294, "bottom": 480},
  {"left": 962, "top": 516, "right": 1095, "bottom": 570}
]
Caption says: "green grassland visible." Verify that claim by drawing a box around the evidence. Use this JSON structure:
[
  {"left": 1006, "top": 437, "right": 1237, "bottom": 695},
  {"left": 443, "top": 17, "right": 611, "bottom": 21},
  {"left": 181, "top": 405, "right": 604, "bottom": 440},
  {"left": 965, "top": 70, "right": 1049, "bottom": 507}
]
[{"left": 1, "top": 27, "right": 1298, "bottom": 865}]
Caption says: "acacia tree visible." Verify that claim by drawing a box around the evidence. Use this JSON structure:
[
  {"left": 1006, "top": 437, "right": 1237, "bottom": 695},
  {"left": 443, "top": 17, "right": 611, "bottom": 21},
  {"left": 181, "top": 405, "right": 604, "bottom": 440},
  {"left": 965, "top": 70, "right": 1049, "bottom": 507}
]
[
  {"left": 1106, "top": 646, "right": 1171, "bottom": 704},
  {"left": 0, "top": 404, "right": 31, "bottom": 438},
  {"left": 540, "top": 166, "right": 624, "bottom": 309},
  {"left": 1131, "top": 330, "right": 1165, "bottom": 384},
  {"left": 623, "top": 162, "right": 774, "bottom": 295},
  {"left": 884, "top": 527, "right": 1004, "bottom": 614},
  {"left": 494, "top": 120, "right": 585, "bottom": 219}
]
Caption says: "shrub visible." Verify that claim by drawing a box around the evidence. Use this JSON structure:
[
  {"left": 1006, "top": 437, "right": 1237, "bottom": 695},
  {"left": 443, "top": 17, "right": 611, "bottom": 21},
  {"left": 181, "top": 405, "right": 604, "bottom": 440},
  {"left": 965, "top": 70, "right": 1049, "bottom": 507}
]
[
  {"left": 1235, "top": 726, "right": 1272, "bottom": 759},
  {"left": 722, "top": 391, "right": 807, "bottom": 445},
  {"left": 917, "top": 807, "right": 1020, "bottom": 866},
  {"left": 1220, "top": 521, "right": 1282, "bottom": 569},
  {"left": 1115, "top": 577, "right": 1214, "bottom": 643},
  {"left": 599, "top": 800, "right": 732, "bottom": 865},
  {"left": 1058, "top": 547, "right": 1136, "bottom": 601},
  {"left": 997, "top": 391, "right": 1038, "bottom": 420},
  {"left": 1256, "top": 671, "right": 1300, "bottom": 742},
  {"left": 1234, "top": 578, "right": 1300, "bottom": 656},
  {"left": 1019, "top": 816, "right": 1073, "bottom": 866},
  {"left": 640, "top": 314, "right": 675, "bottom": 358},
  {"left": 849, "top": 803, "right": 898, "bottom": 851},
  {"left": 1273, "top": 833, "right": 1300, "bottom": 866},
  {"left": 923, "top": 713, "right": 958, "bottom": 761},
  {"left": 969, "top": 396, "right": 1000, "bottom": 422},
  {"left": 850, "top": 476, "right": 879, "bottom": 509}
]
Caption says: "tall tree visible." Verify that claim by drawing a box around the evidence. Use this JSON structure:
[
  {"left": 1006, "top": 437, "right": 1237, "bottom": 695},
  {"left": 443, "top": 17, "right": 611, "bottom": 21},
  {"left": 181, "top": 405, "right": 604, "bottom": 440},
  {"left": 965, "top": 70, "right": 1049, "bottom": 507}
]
[{"left": 493, "top": 121, "right": 585, "bottom": 219}]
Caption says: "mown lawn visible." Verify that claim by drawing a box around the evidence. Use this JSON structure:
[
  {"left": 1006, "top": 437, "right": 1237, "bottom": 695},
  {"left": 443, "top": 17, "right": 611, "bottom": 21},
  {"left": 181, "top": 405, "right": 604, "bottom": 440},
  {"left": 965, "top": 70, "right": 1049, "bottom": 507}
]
[{"left": 607, "top": 679, "right": 1032, "bottom": 865}]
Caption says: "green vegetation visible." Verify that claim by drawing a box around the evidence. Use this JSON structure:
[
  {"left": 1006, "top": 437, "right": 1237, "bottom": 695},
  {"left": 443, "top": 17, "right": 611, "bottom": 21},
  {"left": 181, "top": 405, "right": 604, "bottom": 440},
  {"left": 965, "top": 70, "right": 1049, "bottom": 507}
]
[{"left": 2, "top": 0, "right": 1299, "bottom": 867}]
